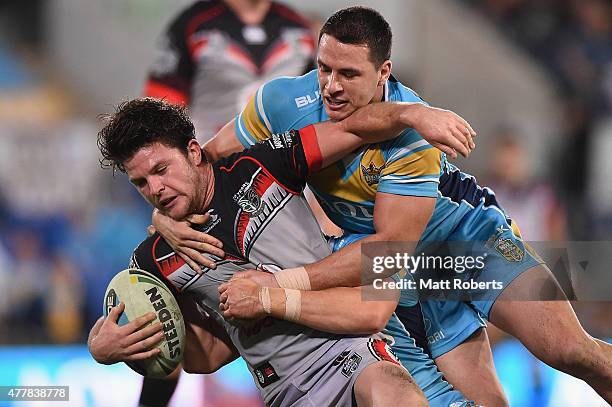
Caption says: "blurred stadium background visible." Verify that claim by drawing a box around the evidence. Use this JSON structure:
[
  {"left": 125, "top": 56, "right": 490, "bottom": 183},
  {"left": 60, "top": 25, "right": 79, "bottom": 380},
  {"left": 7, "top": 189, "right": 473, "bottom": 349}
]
[{"left": 0, "top": 0, "right": 610, "bottom": 406}]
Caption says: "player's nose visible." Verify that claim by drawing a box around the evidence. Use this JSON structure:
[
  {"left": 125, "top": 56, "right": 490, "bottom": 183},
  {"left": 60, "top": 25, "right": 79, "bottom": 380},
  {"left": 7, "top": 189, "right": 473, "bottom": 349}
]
[
  {"left": 149, "top": 176, "right": 165, "bottom": 196},
  {"left": 325, "top": 72, "right": 343, "bottom": 94}
]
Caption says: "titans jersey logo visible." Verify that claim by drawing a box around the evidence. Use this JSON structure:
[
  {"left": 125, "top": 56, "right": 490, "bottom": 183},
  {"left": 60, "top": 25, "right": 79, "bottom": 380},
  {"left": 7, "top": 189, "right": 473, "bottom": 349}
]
[{"left": 360, "top": 161, "right": 385, "bottom": 186}]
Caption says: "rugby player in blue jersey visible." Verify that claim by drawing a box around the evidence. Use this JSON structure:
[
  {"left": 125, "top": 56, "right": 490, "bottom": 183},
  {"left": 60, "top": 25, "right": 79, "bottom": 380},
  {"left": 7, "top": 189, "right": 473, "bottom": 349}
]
[{"left": 153, "top": 6, "right": 612, "bottom": 406}]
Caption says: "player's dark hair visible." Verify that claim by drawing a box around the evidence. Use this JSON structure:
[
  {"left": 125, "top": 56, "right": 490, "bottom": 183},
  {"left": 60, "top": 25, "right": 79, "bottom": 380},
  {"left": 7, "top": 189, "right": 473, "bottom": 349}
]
[
  {"left": 97, "top": 98, "right": 196, "bottom": 172},
  {"left": 319, "top": 6, "right": 392, "bottom": 67}
]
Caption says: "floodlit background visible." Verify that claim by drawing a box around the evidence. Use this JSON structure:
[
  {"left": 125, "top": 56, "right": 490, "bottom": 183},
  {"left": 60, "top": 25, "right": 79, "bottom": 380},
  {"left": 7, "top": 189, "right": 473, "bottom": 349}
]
[{"left": 0, "top": 0, "right": 610, "bottom": 406}]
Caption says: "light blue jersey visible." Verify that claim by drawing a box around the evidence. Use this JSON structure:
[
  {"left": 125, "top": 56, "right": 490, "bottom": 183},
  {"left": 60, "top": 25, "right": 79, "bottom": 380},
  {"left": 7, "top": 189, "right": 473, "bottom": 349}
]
[{"left": 235, "top": 69, "right": 541, "bottom": 371}]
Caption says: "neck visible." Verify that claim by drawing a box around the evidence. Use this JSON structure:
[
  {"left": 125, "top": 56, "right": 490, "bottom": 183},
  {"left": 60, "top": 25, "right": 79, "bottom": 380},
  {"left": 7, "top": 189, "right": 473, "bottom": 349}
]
[
  {"left": 224, "top": 0, "right": 270, "bottom": 25},
  {"left": 199, "top": 163, "right": 216, "bottom": 212},
  {"left": 371, "top": 81, "right": 386, "bottom": 104}
]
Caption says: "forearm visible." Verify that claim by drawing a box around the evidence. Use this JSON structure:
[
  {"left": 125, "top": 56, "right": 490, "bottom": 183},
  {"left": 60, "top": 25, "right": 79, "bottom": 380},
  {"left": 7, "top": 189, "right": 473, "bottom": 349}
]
[
  {"left": 182, "top": 322, "right": 238, "bottom": 374},
  {"left": 202, "top": 119, "right": 245, "bottom": 162},
  {"left": 277, "top": 194, "right": 435, "bottom": 291},
  {"left": 340, "top": 102, "right": 424, "bottom": 142},
  {"left": 267, "top": 285, "right": 398, "bottom": 334}
]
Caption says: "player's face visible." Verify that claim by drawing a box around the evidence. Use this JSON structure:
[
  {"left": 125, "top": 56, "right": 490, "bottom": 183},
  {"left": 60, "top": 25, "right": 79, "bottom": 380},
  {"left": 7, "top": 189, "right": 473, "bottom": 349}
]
[
  {"left": 317, "top": 34, "right": 391, "bottom": 121},
  {"left": 124, "top": 142, "right": 205, "bottom": 220}
]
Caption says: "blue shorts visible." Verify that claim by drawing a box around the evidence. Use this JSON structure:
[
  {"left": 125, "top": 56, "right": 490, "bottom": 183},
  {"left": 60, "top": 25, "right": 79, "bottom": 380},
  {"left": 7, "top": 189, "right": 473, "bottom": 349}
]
[
  {"left": 330, "top": 236, "right": 471, "bottom": 406},
  {"left": 331, "top": 200, "right": 544, "bottom": 359}
]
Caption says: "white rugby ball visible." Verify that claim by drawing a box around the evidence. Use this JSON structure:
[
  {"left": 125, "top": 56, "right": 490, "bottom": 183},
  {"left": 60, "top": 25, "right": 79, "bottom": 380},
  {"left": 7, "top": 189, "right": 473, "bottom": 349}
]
[{"left": 103, "top": 268, "right": 185, "bottom": 378}]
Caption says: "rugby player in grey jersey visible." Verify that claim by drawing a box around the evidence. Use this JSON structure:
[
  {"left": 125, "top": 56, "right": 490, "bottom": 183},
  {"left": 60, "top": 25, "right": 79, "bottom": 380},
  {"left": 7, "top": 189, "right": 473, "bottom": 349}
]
[{"left": 87, "top": 98, "right": 475, "bottom": 406}]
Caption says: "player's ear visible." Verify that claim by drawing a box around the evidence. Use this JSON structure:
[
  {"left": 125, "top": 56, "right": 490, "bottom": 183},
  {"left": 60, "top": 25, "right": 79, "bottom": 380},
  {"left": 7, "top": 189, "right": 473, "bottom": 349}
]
[
  {"left": 377, "top": 60, "right": 392, "bottom": 86},
  {"left": 187, "top": 139, "right": 204, "bottom": 165}
]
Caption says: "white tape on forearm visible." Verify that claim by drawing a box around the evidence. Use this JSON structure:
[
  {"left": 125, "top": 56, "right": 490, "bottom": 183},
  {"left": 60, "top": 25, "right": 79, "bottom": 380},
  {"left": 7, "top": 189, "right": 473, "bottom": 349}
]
[
  {"left": 274, "top": 267, "right": 311, "bottom": 290},
  {"left": 284, "top": 289, "right": 302, "bottom": 322},
  {"left": 259, "top": 287, "right": 272, "bottom": 314}
]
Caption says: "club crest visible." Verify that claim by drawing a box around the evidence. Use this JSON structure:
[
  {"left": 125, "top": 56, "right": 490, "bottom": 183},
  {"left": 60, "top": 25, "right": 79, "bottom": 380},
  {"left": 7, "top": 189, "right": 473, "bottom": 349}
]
[
  {"left": 360, "top": 161, "right": 385, "bottom": 186},
  {"left": 494, "top": 237, "right": 524, "bottom": 262},
  {"left": 233, "top": 183, "right": 263, "bottom": 216}
]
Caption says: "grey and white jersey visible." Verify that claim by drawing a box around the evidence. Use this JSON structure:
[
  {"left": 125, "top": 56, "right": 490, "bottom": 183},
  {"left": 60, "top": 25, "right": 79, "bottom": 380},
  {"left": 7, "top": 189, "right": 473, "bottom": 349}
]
[{"left": 130, "top": 129, "right": 378, "bottom": 404}]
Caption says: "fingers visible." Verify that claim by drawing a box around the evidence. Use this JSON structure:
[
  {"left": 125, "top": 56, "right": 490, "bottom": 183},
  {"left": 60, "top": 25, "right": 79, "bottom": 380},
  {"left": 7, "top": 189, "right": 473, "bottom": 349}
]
[
  {"left": 441, "top": 126, "right": 469, "bottom": 158},
  {"left": 125, "top": 330, "right": 165, "bottom": 356},
  {"left": 126, "top": 322, "right": 163, "bottom": 346},
  {"left": 218, "top": 282, "right": 229, "bottom": 294},
  {"left": 185, "top": 213, "right": 210, "bottom": 225},
  {"left": 456, "top": 123, "right": 476, "bottom": 150},
  {"left": 219, "top": 302, "right": 229, "bottom": 312},
  {"left": 177, "top": 249, "right": 211, "bottom": 272},
  {"left": 124, "top": 348, "right": 161, "bottom": 362},
  {"left": 178, "top": 228, "right": 224, "bottom": 251},
  {"left": 435, "top": 144, "right": 458, "bottom": 159},
  {"left": 107, "top": 302, "right": 126, "bottom": 324},
  {"left": 194, "top": 242, "right": 225, "bottom": 259},
  {"left": 450, "top": 127, "right": 471, "bottom": 157},
  {"left": 90, "top": 316, "right": 105, "bottom": 336},
  {"left": 219, "top": 290, "right": 228, "bottom": 303},
  {"left": 123, "top": 311, "right": 157, "bottom": 335},
  {"left": 454, "top": 115, "right": 476, "bottom": 149}
]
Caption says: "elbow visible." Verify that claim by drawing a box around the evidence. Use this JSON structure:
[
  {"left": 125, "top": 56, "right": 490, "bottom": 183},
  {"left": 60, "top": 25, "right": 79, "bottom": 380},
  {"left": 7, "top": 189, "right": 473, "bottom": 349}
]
[
  {"left": 361, "top": 304, "right": 395, "bottom": 334},
  {"left": 368, "top": 314, "right": 392, "bottom": 334},
  {"left": 182, "top": 359, "right": 217, "bottom": 375},
  {"left": 347, "top": 307, "right": 390, "bottom": 335}
]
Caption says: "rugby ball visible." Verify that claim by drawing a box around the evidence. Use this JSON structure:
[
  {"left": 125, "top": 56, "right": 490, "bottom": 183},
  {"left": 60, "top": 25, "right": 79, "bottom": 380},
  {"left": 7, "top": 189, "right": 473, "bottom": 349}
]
[{"left": 103, "top": 268, "right": 185, "bottom": 378}]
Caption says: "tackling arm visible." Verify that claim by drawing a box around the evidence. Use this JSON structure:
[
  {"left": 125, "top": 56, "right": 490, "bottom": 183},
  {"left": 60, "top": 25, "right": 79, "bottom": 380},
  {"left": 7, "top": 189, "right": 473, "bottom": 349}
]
[
  {"left": 219, "top": 277, "right": 399, "bottom": 335},
  {"left": 278, "top": 192, "right": 436, "bottom": 290}
]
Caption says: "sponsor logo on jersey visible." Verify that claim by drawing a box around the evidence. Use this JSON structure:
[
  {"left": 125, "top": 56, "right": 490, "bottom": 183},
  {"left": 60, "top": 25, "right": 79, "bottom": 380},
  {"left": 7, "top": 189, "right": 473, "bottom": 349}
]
[
  {"left": 294, "top": 91, "right": 320, "bottom": 108},
  {"left": 424, "top": 317, "right": 446, "bottom": 345},
  {"left": 234, "top": 182, "right": 264, "bottom": 216},
  {"left": 266, "top": 130, "right": 295, "bottom": 150},
  {"left": 319, "top": 199, "right": 374, "bottom": 220},
  {"left": 201, "top": 209, "right": 221, "bottom": 233},
  {"left": 485, "top": 225, "right": 525, "bottom": 262},
  {"left": 494, "top": 237, "right": 524, "bottom": 262},
  {"left": 332, "top": 350, "right": 351, "bottom": 367},
  {"left": 360, "top": 161, "right": 385, "bottom": 186},
  {"left": 253, "top": 361, "right": 280, "bottom": 388},
  {"left": 341, "top": 353, "right": 362, "bottom": 378}
]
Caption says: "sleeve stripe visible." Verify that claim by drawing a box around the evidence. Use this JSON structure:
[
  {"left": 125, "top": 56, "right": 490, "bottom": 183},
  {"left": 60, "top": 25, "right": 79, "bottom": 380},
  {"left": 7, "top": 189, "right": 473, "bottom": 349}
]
[
  {"left": 380, "top": 176, "right": 440, "bottom": 184},
  {"left": 387, "top": 139, "right": 430, "bottom": 162},
  {"left": 236, "top": 112, "right": 256, "bottom": 147},
  {"left": 256, "top": 83, "right": 273, "bottom": 132},
  {"left": 299, "top": 125, "right": 322, "bottom": 173}
]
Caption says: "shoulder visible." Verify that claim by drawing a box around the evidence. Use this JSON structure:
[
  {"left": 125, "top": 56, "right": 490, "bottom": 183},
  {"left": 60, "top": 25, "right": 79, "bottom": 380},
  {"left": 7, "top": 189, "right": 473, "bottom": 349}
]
[
  {"left": 260, "top": 70, "right": 319, "bottom": 106},
  {"left": 387, "top": 75, "right": 427, "bottom": 104},
  {"left": 257, "top": 70, "right": 320, "bottom": 125}
]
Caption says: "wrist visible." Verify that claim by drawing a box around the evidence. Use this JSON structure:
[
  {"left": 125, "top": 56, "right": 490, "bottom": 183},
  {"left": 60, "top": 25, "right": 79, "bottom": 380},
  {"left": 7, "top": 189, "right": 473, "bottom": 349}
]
[
  {"left": 274, "top": 267, "right": 311, "bottom": 290},
  {"left": 261, "top": 287, "right": 301, "bottom": 322},
  {"left": 398, "top": 102, "right": 425, "bottom": 129}
]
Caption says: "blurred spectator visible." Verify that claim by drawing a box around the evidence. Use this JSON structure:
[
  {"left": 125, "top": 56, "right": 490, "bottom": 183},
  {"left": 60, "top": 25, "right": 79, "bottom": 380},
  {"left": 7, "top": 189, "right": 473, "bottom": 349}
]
[
  {"left": 144, "top": 0, "right": 316, "bottom": 141},
  {"left": 484, "top": 130, "right": 567, "bottom": 241},
  {"left": 6, "top": 229, "right": 49, "bottom": 343},
  {"left": 462, "top": 0, "right": 611, "bottom": 240},
  {"left": 44, "top": 253, "right": 84, "bottom": 343}
]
